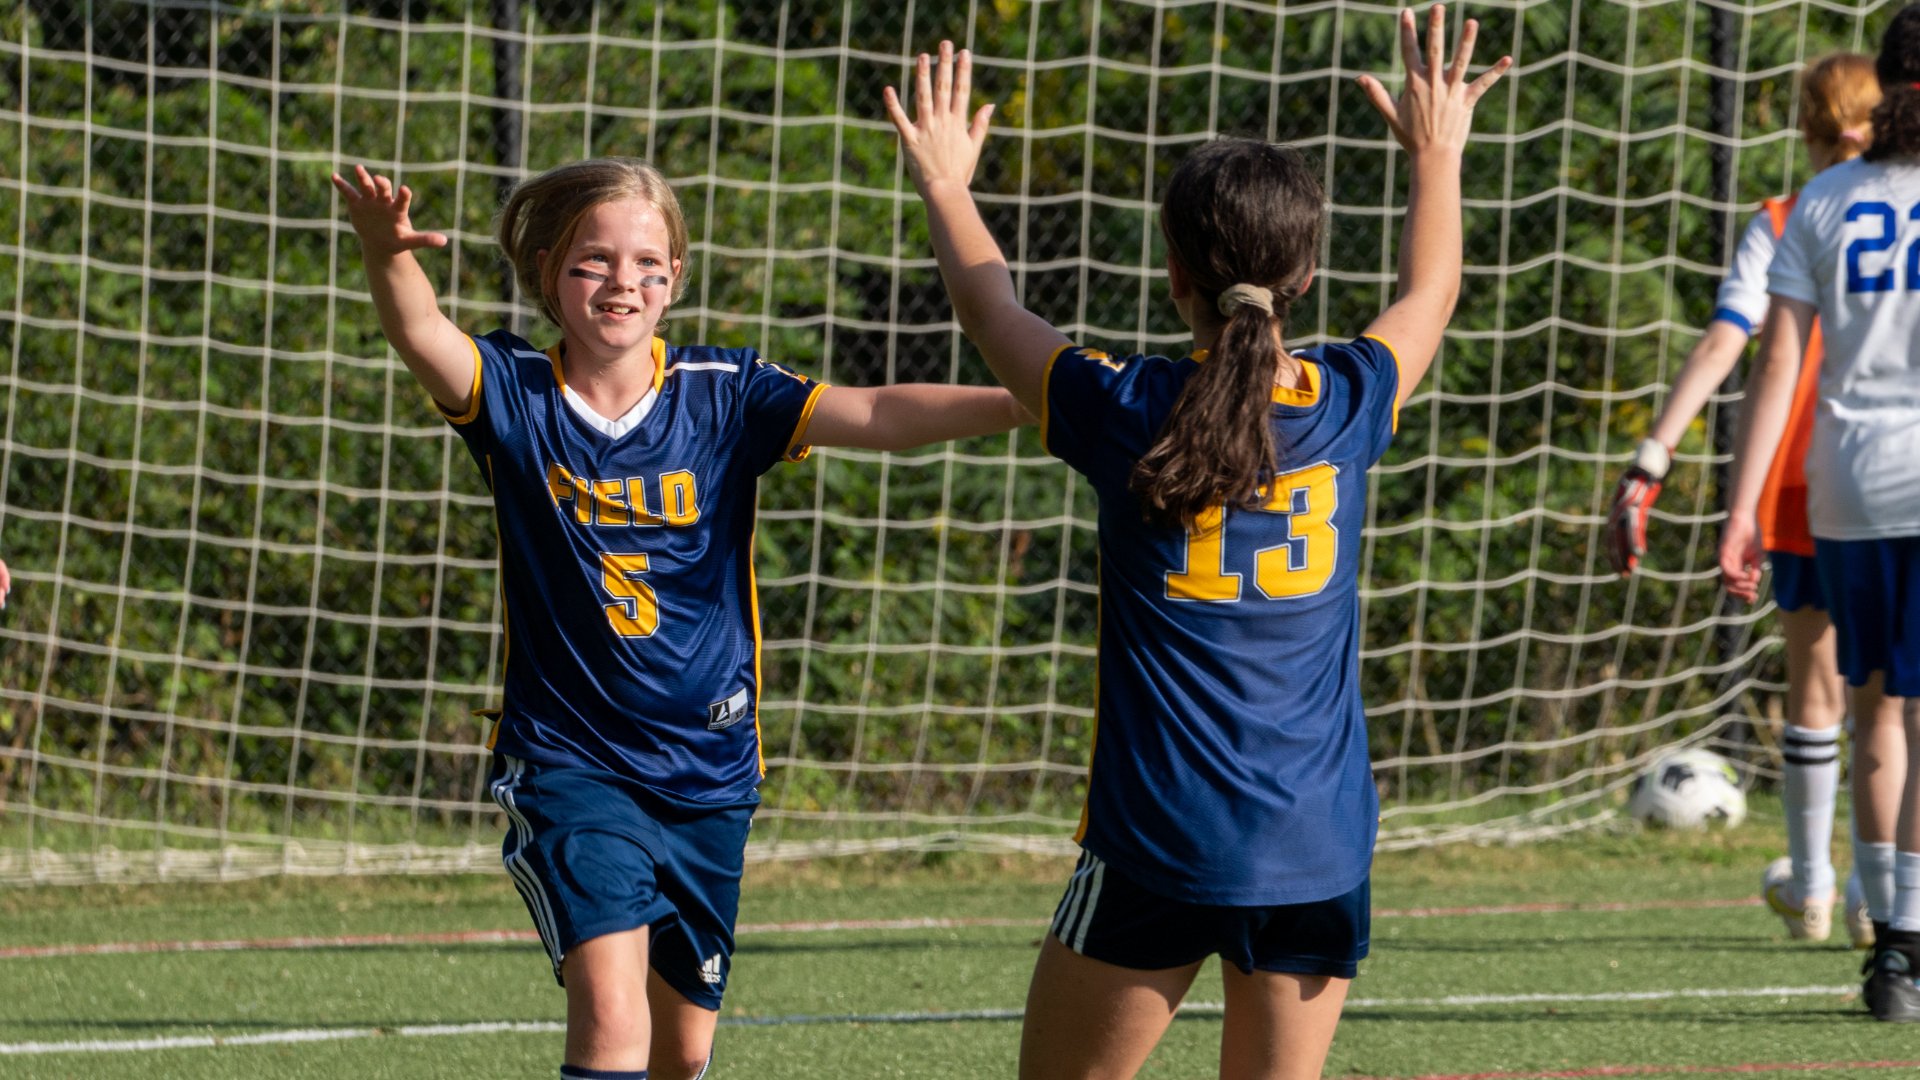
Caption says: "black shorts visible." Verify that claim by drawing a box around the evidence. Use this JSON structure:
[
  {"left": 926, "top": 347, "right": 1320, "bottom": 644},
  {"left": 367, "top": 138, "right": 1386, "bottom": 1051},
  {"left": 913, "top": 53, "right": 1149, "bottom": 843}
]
[{"left": 1049, "top": 850, "right": 1369, "bottom": 978}]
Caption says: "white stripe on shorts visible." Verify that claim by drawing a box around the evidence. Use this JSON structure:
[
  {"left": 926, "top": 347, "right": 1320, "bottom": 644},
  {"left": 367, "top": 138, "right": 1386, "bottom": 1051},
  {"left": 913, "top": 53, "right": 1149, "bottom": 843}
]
[
  {"left": 1051, "top": 852, "right": 1106, "bottom": 954},
  {"left": 1050, "top": 853, "right": 1091, "bottom": 939},
  {"left": 1071, "top": 857, "right": 1107, "bottom": 953},
  {"left": 490, "top": 756, "right": 563, "bottom": 972}
]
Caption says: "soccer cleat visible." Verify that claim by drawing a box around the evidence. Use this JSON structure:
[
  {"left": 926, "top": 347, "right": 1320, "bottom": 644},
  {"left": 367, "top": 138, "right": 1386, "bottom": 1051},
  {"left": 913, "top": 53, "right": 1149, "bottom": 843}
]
[
  {"left": 1846, "top": 869, "right": 1876, "bottom": 950},
  {"left": 1761, "top": 856, "right": 1835, "bottom": 941},
  {"left": 1862, "top": 947, "right": 1920, "bottom": 1022}
]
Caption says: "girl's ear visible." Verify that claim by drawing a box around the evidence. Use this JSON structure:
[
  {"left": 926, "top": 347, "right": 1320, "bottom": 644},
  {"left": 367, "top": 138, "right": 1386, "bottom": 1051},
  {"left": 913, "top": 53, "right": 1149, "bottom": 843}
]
[{"left": 1167, "top": 253, "right": 1192, "bottom": 300}]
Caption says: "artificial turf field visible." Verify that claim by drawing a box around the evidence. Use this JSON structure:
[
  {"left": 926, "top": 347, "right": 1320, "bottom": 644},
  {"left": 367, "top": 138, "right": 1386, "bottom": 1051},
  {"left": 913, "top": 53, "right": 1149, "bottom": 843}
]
[{"left": 4, "top": 800, "right": 1918, "bottom": 1079}]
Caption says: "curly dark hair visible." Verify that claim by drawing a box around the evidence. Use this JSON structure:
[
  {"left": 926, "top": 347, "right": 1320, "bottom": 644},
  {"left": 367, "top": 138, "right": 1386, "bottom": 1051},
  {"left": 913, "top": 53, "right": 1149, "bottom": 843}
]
[{"left": 1865, "top": 4, "right": 1920, "bottom": 162}]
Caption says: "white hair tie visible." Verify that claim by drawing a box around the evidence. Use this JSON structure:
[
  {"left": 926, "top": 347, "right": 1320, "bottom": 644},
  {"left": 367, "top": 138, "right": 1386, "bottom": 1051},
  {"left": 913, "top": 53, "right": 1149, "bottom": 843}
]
[{"left": 1216, "top": 283, "right": 1275, "bottom": 318}]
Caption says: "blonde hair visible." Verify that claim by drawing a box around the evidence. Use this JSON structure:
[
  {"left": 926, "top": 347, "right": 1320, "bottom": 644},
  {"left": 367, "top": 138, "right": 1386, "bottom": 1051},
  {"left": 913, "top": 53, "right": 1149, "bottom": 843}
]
[
  {"left": 495, "top": 158, "right": 691, "bottom": 327},
  {"left": 1799, "top": 52, "right": 1881, "bottom": 162}
]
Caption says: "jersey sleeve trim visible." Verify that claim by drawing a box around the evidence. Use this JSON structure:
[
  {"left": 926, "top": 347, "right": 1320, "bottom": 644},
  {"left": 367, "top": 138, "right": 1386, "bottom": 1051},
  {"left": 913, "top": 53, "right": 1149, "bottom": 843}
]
[
  {"left": 1709, "top": 307, "right": 1756, "bottom": 335},
  {"left": 436, "top": 335, "right": 486, "bottom": 425},
  {"left": 782, "top": 381, "right": 831, "bottom": 463},
  {"left": 1361, "top": 334, "right": 1403, "bottom": 434},
  {"left": 1037, "top": 340, "right": 1077, "bottom": 456}
]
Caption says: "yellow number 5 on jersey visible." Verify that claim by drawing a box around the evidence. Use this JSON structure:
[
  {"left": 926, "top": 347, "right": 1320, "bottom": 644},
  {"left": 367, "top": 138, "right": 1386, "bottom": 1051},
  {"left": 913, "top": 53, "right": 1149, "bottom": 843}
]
[
  {"left": 601, "top": 552, "right": 660, "bottom": 636},
  {"left": 1165, "top": 461, "right": 1339, "bottom": 602}
]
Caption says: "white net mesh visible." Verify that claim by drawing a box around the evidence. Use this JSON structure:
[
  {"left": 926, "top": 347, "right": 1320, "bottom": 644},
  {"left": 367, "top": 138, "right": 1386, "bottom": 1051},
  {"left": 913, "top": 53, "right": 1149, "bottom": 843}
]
[{"left": 0, "top": 0, "right": 1893, "bottom": 884}]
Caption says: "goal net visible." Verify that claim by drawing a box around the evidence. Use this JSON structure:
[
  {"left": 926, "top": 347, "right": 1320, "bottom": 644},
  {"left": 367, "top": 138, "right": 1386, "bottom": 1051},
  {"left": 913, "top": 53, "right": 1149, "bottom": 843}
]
[{"left": 0, "top": 0, "right": 1885, "bottom": 884}]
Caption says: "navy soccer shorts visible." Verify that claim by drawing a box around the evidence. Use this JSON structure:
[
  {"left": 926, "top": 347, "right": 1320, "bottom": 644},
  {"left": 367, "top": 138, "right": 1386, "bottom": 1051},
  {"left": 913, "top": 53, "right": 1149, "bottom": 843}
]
[
  {"left": 488, "top": 753, "right": 755, "bottom": 1009},
  {"left": 1048, "top": 849, "right": 1369, "bottom": 978},
  {"left": 1816, "top": 536, "right": 1920, "bottom": 697},
  {"left": 1768, "top": 550, "right": 1827, "bottom": 613}
]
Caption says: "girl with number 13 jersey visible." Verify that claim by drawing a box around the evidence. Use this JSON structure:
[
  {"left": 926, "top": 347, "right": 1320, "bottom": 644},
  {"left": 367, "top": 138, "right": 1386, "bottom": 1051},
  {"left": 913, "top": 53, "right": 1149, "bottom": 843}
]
[{"left": 887, "top": 8, "right": 1509, "bottom": 1077}]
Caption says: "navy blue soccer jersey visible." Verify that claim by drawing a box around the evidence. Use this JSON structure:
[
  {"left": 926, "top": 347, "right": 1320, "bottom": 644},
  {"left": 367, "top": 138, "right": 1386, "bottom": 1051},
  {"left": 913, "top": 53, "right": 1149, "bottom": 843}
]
[
  {"left": 1042, "top": 335, "right": 1400, "bottom": 906},
  {"left": 443, "top": 330, "right": 825, "bottom": 803}
]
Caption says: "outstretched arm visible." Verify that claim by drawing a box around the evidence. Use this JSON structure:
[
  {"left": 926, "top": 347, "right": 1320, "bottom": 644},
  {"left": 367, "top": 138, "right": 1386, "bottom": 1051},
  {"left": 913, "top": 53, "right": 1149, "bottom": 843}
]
[
  {"left": 1357, "top": 6, "right": 1512, "bottom": 408},
  {"left": 0, "top": 556, "right": 9, "bottom": 609},
  {"left": 330, "top": 165, "right": 475, "bottom": 413},
  {"left": 1717, "top": 297, "right": 1813, "bottom": 603},
  {"left": 884, "top": 43, "right": 1070, "bottom": 418},
  {"left": 801, "top": 383, "right": 1032, "bottom": 451}
]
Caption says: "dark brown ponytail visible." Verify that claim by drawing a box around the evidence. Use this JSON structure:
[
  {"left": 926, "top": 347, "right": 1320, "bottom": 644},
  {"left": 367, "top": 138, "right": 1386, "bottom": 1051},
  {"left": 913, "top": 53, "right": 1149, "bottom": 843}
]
[
  {"left": 1128, "top": 139, "right": 1323, "bottom": 529},
  {"left": 1865, "top": 4, "right": 1920, "bottom": 162}
]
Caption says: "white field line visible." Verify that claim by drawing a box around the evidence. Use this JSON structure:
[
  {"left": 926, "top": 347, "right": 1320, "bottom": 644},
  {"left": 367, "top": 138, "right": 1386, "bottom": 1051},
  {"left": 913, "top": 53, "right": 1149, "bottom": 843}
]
[
  {"left": 0, "top": 984, "right": 1861, "bottom": 1057},
  {"left": 0, "top": 898, "right": 1766, "bottom": 961}
]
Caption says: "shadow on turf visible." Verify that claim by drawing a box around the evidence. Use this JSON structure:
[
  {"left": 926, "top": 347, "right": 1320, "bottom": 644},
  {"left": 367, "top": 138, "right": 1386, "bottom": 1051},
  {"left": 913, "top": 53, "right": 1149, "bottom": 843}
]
[
  {"left": 1377, "top": 935, "right": 1851, "bottom": 955},
  {"left": 735, "top": 937, "right": 1036, "bottom": 956},
  {"left": 1339, "top": 1005, "right": 1863, "bottom": 1025}
]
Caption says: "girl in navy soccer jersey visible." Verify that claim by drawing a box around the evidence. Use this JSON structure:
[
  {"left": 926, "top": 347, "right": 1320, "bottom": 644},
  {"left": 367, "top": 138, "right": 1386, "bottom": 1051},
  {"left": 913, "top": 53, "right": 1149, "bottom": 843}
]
[
  {"left": 1606, "top": 54, "right": 1881, "bottom": 949},
  {"left": 887, "top": 7, "right": 1507, "bottom": 1077},
  {"left": 1721, "top": 3, "right": 1920, "bottom": 1024},
  {"left": 331, "top": 159, "right": 1027, "bottom": 1078}
]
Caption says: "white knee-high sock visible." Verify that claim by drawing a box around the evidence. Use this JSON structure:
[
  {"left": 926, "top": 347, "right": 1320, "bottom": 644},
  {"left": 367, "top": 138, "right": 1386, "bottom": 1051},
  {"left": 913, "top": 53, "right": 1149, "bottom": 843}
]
[
  {"left": 1781, "top": 724, "right": 1841, "bottom": 897},
  {"left": 1893, "top": 852, "right": 1920, "bottom": 933},
  {"left": 1857, "top": 835, "right": 1898, "bottom": 924}
]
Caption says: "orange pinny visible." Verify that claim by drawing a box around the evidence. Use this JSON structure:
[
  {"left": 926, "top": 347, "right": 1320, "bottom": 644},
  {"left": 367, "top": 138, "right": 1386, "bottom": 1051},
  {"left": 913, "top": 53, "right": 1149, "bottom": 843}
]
[{"left": 1753, "top": 194, "right": 1823, "bottom": 558}]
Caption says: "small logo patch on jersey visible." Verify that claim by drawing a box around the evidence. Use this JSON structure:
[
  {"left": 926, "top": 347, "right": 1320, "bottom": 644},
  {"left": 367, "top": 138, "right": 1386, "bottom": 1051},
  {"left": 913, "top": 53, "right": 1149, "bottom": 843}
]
[
  {"left": 754, "top": 357, "right": 810, "bottom": 384},
  {"left": 707, "top": 687, "right": 750, "bottom": 730},
  {"left": 700, "top": 953, "right": 724, "bottom": 984}
]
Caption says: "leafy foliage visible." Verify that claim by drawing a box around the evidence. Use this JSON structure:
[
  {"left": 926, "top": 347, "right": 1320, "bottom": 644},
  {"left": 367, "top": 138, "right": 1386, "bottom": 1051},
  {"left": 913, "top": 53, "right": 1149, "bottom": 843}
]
[{"left": 0, "top": 1, "right": 1881, "bottom": 874}]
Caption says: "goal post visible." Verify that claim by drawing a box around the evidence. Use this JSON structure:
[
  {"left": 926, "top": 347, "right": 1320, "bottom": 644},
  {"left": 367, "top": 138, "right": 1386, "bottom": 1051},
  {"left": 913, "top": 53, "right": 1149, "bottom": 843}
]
[{"left": 0, "top": 0, "right": 1884, "bottom": 884}]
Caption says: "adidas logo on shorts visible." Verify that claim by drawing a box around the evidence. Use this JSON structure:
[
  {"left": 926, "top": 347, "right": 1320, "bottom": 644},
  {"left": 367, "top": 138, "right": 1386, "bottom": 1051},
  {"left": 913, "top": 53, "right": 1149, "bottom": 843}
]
[{"left": 699, "top": 953, "right": 724, "bottom": 985}]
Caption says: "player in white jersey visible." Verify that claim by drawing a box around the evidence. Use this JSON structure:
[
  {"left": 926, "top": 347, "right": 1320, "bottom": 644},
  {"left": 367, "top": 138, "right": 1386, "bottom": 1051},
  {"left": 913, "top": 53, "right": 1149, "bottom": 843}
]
[
  {"left": 1720, "top": 2, "right": 1920, "bottom": 1023},
  {"left": 1607, "top": 54, "right": 1880, "bottom": 947}
]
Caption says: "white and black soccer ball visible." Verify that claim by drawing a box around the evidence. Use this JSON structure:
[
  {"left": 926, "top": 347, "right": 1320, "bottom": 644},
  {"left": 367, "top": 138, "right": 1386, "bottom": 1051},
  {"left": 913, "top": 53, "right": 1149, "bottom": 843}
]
[{"left": 1627, "top": 748, "right": 1747, "bottom": 829}]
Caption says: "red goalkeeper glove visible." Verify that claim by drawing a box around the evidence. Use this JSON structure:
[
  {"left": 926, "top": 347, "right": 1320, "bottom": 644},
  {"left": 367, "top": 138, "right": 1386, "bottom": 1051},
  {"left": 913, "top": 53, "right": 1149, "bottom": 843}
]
[{"left": 1605, "top": 439, "right": 1671, "bottom": 577}]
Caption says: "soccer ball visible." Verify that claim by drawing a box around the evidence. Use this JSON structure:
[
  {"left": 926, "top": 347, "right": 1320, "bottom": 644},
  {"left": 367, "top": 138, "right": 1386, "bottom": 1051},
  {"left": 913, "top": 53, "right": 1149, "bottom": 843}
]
[{"left": 1627, "top": 748, "right": 1747, "bottom": 829}]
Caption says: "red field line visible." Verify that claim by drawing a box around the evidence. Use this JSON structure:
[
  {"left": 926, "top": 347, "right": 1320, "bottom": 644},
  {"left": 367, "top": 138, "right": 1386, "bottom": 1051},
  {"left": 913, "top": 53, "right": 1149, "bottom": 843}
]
[{"left": 0, "top": 895, "right": 1766, "bottom": 960}]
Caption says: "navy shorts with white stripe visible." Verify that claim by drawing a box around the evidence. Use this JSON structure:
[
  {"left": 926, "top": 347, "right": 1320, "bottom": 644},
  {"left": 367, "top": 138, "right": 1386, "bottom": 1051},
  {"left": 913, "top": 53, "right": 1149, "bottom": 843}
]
[
  {"left": 488, "top": 753, "right": 755, "bottom": 1008},
  {"left": 1049, "top": 850, "right": 1369, "bottom": 978}
]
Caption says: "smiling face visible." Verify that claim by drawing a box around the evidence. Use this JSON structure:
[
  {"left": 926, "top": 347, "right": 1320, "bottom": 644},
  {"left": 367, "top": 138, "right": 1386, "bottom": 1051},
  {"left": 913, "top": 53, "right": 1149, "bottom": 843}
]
[{"left": 544, "top": 195, "right": 682, "bottom": 364}]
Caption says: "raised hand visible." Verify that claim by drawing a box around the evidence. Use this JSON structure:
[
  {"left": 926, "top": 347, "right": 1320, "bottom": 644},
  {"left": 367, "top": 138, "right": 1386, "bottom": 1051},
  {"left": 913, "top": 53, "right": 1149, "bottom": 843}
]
[
  {"left": 883, "top": 40, "right": 995, "bottom": 194},
  {"left": 330, "top": 164, "right": 449, "bottom": 261},
  {"left": 1358, "top": 5, "right": 1511, "bottom": 157}
]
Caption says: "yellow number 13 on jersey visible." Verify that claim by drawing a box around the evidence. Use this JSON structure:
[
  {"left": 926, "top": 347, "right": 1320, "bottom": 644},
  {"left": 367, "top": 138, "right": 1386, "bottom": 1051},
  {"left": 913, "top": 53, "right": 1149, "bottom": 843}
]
[
  {"left": 601, "top": 552, "right": 660, "bottom": 636},
  {"left": 1166, "top": 461, "right": 1339, "bottom": 602}
]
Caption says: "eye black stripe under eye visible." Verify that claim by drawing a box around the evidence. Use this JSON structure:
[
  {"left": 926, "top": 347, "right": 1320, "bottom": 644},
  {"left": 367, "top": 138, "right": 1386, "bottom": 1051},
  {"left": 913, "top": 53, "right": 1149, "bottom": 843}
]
[
  {"left": 568, "top": 268, "right": 609, "bottom": 283},
  {"left": 640, "top": 275, "right": 670, "bottom": 287}
]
